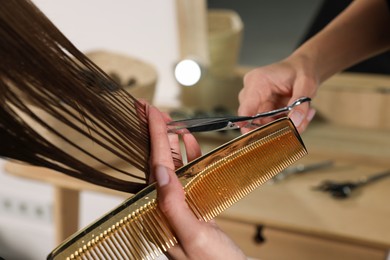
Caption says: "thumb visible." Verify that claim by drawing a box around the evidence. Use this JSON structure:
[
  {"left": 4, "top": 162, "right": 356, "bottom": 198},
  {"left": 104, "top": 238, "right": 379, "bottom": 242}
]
[
  {"left": 288, "top": 97, "right": 316, "bottom": 133},
  {"left": 155, "top": 165, "right": 201, "bottom": 241}
]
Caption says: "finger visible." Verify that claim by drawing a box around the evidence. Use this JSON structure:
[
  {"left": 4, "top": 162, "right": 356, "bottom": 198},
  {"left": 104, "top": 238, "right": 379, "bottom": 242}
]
[
  {"left": 155, "top": 165, "right": 204, "bottom": 250},
  {"left": 160, "top": 111, "right": 181, "bottom": 157},
  {"left": 161, "top": 111, "right": 185, "bottom": 169},
  {"left": 288, "top": 96, "right": 316, "bottom": 133},
  {"left": 148, "top": 106, "right": 175, "bottom": 182},
  {"left": 182, "top": 133, "right": 201, "bottom": 162},
  {"left": 135, "top": 99, "right": 149, "bottom": 120},
  {"left": 240, "top": 127, "right": 252, "bottom": 134},
  {"left": 288, "top": 74, "right": 318, "bottom": 127},
  {"left": 238, "top": 88, "right": 262, "bottom": 117},
  {"left": 168, "top": 131, "right": 183, "bottom": 169},
  {"left": 170, "top": 137, "right": 184, "bottom": 170},
  {"left": 296, "top": 107, "right": 316, "bottom": 133},
  {"left": 239, "top": 95, "right": 282, "bottom": 134},
  {"left": 239, "top": 69, "right": 278, "bottom": 117},
  {"left": 239, "top": 75, "right": 261, "bottom": 116}
]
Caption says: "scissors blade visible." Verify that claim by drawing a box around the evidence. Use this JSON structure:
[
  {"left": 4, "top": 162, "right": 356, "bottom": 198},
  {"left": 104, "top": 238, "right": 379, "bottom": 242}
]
[{"left": 167, "top": 117, "right": 241, "bottom": 134}]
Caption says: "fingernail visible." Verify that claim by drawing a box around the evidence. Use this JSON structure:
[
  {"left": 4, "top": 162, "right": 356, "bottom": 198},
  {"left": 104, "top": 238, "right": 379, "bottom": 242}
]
[
  {"left": 289, "top": 110, "right": 304, "bottom": 127},
  {"left": 155, "top": 165, "right": 170, "bottom": 187}
]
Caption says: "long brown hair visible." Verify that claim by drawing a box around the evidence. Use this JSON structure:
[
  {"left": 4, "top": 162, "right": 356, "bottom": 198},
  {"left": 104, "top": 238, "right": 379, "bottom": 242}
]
[{"left": 0, "top": 0, "right": 152, "bottom": 193}]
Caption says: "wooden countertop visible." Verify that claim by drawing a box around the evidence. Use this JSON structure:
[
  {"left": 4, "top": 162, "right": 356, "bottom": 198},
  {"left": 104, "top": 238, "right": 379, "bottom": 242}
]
[{"left": 218, "top": 122, "right": 390, "bottom": 249}]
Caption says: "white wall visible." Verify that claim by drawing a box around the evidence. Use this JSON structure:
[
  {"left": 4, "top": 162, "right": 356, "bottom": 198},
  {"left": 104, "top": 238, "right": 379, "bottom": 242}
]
[{"left": 33, "top": 0, "right": 181, "bottom": 107}]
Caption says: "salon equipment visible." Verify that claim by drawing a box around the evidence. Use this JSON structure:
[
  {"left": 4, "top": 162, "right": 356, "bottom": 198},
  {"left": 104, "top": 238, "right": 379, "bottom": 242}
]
[
  {"left": 313, "top": 170, "right": 390, "bottom": 198},
  {"left": 167, "top": 97, "right": 311, "bottom": 133}
]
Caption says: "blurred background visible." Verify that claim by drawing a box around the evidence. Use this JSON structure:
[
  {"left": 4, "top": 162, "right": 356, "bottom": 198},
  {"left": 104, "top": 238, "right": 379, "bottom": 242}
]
[{"left": 0, "top": 0, "right": 333, "bottom": 259}]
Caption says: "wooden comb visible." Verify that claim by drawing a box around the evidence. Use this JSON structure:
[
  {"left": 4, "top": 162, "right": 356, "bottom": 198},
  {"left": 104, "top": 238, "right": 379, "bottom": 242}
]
[{"left": 48, "top": 117, "right": 307, "bottom": 260}]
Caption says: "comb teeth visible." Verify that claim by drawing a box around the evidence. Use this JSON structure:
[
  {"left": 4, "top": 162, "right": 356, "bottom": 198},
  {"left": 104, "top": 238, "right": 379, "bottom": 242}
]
[
  {"left": 62, "top": 200, "right": 177, "bottom": 260},
  {"left": 185, "top": 126, "right": 306, "bottom": 221},
  {"left": 48, "top": 118, "right": 307, "bottom": 260}
]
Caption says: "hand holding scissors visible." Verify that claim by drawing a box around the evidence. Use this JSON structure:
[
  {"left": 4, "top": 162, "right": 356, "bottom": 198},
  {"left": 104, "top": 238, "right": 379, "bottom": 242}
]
[{"left": 167, "top": 97, "right": 311, "bottom": 134}]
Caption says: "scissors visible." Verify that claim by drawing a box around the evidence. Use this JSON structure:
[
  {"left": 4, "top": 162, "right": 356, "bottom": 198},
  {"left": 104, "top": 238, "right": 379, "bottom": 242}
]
[
  {"left": 167, "top": 96, "right": 311, "bottom": 134},
  {"left": 312, "top": 170, "right": 390, "bottom": 199}
]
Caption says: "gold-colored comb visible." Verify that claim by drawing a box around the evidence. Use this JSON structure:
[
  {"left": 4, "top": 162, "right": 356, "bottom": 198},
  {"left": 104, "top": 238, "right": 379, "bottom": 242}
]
[{"left": 48, "top": 117, "right": 307, "bottom": 260}]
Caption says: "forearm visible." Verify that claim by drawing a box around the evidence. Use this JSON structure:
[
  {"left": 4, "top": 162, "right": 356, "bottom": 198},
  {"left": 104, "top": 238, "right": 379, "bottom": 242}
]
[{"left": 290, "top": 0, "right": 390, "bottom": 83}]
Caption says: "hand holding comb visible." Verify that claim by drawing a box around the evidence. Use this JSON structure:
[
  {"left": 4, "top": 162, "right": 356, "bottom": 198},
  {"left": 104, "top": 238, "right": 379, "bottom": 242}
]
[
  {"left": 48, "top": 116, "right": 306, "bottom": 260},
  {"left": 0, "top": 1, "right": 308, "bottom": 259}
]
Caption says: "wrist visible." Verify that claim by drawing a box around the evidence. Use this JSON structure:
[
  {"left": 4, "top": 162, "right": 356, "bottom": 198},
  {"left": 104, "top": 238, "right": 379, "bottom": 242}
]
[{"left": 284, "top": 51, "right": 321, "bottom": 86}]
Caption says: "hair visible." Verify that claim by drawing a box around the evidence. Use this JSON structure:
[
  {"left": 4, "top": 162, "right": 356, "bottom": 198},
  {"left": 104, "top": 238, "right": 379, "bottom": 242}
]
[{"left": 0, "top": 0, "right": 153, "bottom": 193}]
